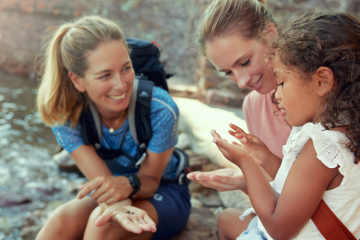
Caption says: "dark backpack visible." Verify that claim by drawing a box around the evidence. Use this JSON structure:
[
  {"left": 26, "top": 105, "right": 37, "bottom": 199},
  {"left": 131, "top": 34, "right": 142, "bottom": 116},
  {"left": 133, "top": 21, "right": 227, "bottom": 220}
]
[
  {"left": 127, "top": 38, "right": 170, "bottom": 91},
  {"left": 79, "top": 38, "right": 190, "bottom": 185}
]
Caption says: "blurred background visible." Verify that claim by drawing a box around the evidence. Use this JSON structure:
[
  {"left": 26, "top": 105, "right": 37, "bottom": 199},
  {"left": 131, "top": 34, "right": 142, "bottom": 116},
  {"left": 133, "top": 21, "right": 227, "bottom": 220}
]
[{"left": 1, "top": 0, "right": 360, "bottom": 239}]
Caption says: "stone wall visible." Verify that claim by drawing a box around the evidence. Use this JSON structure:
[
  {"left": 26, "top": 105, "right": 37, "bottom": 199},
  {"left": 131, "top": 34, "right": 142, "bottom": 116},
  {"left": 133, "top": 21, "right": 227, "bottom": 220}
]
[{"left": 0, "top": 0, "right": 360, "bottom": 80}]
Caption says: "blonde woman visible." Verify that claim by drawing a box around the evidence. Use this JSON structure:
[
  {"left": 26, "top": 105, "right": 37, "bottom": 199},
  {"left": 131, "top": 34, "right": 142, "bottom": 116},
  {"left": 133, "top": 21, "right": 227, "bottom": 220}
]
[
  {"left": 187, "top": 0, "right": 291, "bottom": 239},
  {"left": 36, "top": 15, "right": 190, "bottom": 240}
]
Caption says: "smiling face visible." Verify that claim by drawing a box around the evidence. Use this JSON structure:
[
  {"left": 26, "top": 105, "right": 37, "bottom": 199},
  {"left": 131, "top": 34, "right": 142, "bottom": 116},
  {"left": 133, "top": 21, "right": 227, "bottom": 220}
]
[
  {"left": 71, "top": 40, "right": 135, "bottom": 118},
  {"left": 205, "top": 34, "right": 278, "bottom": 94},
  {"left": 272, "top": 55, "right": 322, "bottom": 127}
]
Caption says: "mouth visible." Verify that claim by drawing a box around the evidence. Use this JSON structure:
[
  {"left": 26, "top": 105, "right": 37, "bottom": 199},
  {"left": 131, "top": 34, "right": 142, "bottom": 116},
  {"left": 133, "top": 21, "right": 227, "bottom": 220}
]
[
  {"left": 278, "top": 107, "right": 286, "bottom": 117},
  {"left": 108, "top": 94, "right": 126, "bottom": 100},
  {"left": 248, "top": 76, "right": 262, "bottom": 90}
]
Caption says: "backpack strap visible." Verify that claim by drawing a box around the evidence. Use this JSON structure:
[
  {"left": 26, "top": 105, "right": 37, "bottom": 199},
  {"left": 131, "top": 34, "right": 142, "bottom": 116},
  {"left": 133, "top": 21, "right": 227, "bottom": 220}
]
[
  {"left": 128, "top": 78, "right": 154, "bottom": 168},
  {"left": 311, "top": 199, "right": 356, "bottom": 240},
  {"left": 79, "top": 102, "right": 102, "bottom": 149}
]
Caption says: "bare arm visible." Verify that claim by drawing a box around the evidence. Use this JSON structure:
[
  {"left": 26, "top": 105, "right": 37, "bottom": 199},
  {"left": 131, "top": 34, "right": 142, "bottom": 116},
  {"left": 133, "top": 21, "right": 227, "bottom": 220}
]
[
  {"left": 233, "top": 139, "right": 340, "bottom": 240},
  {"left": 70, "top": 144, "right": 113, "bottom": 179},
  {"left": 77, "top": 147, "right": 174, "bottom": 203},
  {"left": 131, "top": 147, "right": 174, "bottom": 199}
]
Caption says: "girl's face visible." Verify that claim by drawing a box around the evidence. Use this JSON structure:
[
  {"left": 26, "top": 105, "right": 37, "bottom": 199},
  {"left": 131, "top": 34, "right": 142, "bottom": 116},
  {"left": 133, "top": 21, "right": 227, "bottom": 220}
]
[
  {"left": 206, "top": 34, "right": 277, "bottom": 94},
  {"left": 272, "top": 55, "right": 321, "bottom": 127},
  {"left": 72, "top": 40, "right": 135, "bottom": 117}
]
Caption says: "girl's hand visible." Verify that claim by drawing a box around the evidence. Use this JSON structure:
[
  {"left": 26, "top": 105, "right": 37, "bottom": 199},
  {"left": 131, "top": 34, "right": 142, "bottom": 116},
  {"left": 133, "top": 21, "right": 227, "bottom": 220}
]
[
  {"left": 77, "top": 176, "right": 133, "bottom": 205},
  {"left": 228, "top": 123, "right": 273, "bottom": 167},
  {"left": 95, "top": 202, "right": 157, "bottom": 234},
  {"left": 187, "top": 168, "right": 247, "bottom": 192},
  {"left": 211, "top": 129, "right": 251, "bottom": 165}
]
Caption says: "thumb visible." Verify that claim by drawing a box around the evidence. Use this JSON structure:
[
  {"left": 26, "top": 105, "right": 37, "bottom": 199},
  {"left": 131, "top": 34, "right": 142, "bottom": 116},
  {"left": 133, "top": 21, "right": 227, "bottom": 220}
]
[{"left": 95, "top": 210, "right": 113, "bottom": 227}]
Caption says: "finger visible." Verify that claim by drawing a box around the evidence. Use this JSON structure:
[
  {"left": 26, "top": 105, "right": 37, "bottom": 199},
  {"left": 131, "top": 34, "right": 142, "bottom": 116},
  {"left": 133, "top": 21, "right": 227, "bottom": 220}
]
[
  {"left": 115, "top": 214, "right": 142, "bottom": 234},
  {"left": 213, "top": 138, "right": 231, "bottom": 158},
  {"left": 210, "top": 129, "right": 222, "bottom": 139},
  {"left": 95, "top": 210, "right": 113, "bottom": 227},
  {"left": 104, "top": 194, "right": 124, "bottom": 205},
  {"left": 213, "top": 138, "right": 236, "bottom": 154},
  {"left": 88, "top": 185, "right": 109, "bottom": 201},
  {"left": 229, "top": 123, "right": 246, "bottom": 134},
  {"left": 144, "top": 215, "right": 157, "bottom": 232},
  {"left": 96, "top": 190, "right": 117, "bottom": 204},
  {"left": 77, "top": 180, "right": 102, "bottom": 199}
]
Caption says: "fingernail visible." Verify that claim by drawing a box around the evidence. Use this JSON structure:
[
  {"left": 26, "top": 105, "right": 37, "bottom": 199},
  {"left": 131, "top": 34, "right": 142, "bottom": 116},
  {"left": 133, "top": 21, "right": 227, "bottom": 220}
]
[
  {"left": 242, "top": 137, "right": 247, "bottom": 142},
  {"left": 212, "top": 138, "right": 217, "bottom": 143},
  {"left": 196, "top": 178, "right": 203, "bottom": 181}
]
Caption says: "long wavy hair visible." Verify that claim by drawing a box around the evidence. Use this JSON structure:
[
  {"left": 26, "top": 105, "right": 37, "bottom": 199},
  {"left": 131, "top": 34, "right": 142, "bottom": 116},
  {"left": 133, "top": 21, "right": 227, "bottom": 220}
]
[
  {"left": 273, "top": 11, "right": 360, "bottom": 163},
  {"left": 36, "top": 15, "right": 129, "bottom": 126}
]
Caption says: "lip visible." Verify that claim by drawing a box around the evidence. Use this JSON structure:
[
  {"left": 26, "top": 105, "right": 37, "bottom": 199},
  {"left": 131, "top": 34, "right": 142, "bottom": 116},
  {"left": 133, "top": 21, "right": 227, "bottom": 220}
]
[
  {"left": 278, "top": 107, "right": 286, "bottom": 117},
  {"left": 248, "top": 75, "right": 263, "bottom": 91}
]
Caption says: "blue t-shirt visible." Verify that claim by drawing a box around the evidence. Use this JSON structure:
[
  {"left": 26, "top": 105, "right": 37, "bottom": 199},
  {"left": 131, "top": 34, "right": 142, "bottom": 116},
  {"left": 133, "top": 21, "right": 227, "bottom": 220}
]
[{"left": 51, "top": 87, "right": 179, "bottom": 179}]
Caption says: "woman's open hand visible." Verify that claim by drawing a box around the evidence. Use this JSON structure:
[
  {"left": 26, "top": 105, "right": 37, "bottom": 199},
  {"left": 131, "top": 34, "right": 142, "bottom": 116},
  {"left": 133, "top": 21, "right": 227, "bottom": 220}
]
[
  {"left": 95, "top": 201, "right": 157, "bottom": 234},
  {"left": 187, "top": 168, "right": 247, "bottom": 192},
  {"left": 77, "top": 176, "right": 132, "bottom": 205}
]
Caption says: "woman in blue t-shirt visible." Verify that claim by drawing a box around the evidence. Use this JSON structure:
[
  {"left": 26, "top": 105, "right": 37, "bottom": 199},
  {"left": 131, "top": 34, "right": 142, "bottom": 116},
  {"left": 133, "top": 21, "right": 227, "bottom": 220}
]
[{"left": 35, "top": 15, "right": 190, "bottom": 240}]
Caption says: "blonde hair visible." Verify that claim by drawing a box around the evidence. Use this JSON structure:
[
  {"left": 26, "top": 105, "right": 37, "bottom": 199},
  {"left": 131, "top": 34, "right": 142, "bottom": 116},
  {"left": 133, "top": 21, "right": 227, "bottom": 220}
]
[
  {"left": 36, "top": 15, "right": 128, "bottom": 126},
  {"left": 197, "top": 0, "right": 276, "bottom": 56}
]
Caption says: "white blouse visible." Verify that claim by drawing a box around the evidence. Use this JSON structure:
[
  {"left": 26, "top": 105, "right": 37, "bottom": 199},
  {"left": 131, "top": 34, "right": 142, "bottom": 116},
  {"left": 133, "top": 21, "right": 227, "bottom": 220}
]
[{"left": 242, "top": 122, "right": 360, "bottom": 240}]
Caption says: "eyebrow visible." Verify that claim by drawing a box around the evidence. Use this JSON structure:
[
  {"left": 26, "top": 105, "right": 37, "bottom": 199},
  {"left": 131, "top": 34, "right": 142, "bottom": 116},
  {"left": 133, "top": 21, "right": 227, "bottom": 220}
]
[
  {"left": 94, "top": 60, "right": 131, "bottom": 75},
  {"left": 218, "top": 54, "right": 247, "bottom": 72}
]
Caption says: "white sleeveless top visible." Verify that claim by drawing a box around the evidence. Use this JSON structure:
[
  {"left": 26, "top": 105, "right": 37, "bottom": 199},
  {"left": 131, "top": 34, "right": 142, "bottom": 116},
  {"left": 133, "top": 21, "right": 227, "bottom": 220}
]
[{"left": 248, "top": 122, "right": 360, "bottom": 239}]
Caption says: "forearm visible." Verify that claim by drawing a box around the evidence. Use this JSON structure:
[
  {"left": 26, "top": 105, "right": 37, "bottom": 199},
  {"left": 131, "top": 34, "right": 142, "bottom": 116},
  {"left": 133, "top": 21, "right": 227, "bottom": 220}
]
[
  {"left": 71, "top": 145, "right": 112, "bottom": 179},
  {"left": 238, "top": 158, "right": 278, "bottom": 222},
  {"left": 131, "top": 175, "right": 159, "bottom": 199},
  {"left": 261, "top": 154, "right": 282, "bottom": 179},
  {"left": 100, "top": 199, "right": 132, "bottom": 211}
]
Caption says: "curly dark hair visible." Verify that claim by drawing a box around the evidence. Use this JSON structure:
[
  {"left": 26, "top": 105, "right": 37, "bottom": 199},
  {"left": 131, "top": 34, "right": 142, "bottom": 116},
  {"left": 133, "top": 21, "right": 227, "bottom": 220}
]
[{"left": 274, "top": 11, "right": 360, "bottom": 163}]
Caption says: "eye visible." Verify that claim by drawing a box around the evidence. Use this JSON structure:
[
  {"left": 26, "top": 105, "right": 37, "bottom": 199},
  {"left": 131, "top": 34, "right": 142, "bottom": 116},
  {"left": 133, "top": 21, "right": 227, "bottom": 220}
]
[
  {"left": 99, "top": 73, "right": 111, "bottom": 79},
  {"left": 277, "top": 82, "right": 284, "bottom": 87},
  {"left": 122, "top": 66, "right": 132, "bottom": 73},
  {"left": 241, "top": 59, "right": 250, "bottom": 66},
  {"left": 225, "top": 71, "right": 232, "bottom": 76}
]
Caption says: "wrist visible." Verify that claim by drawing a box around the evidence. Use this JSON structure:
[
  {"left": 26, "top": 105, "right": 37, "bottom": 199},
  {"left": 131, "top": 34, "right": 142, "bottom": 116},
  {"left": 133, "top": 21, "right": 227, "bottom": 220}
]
[{"left": 126, "top": 174, "right": 141, "bottom": 198}]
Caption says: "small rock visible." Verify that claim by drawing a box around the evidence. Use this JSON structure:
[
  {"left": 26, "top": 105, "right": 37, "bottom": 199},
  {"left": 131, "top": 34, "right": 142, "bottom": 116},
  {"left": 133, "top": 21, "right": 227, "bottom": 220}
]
[
  {"left": 190, "top": 197, "right": 203, "bottom": 208},
  {"left": 25, "top": 182, "right": 60, "bottom": 196},
  {"left": 198, "top": 195, "right": 223, "bottom": 208},
  {"left": 0, "top": 193, "right": 31, "bottom": 207}
]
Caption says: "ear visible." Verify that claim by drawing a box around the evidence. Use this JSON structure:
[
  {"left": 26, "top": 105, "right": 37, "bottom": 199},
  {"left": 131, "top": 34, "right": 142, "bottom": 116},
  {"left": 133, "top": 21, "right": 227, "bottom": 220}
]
[
  {"left": 313, "top": 66, "right": 334, "bottom": 97},
  {"left": 68, "top": 71, "right": 86, "bottom": 92}
]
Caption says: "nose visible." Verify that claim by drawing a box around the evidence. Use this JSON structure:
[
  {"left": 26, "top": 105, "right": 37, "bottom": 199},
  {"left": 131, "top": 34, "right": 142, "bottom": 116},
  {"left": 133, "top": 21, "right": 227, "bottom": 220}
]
[
  {"left": 274, "top": 87, "right": 281, "bottom": 102},
  {"left": 233, "top": 69, "right": 251, "bottom": 89},
  {"left": 113, "top": 73, "right": 126, "bottom": 90}
]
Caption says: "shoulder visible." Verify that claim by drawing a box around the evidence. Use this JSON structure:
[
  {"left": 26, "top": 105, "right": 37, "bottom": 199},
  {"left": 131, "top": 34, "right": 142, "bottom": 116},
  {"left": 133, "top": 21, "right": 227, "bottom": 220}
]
[{"left": 151, "top": 86, "right": 179, "bottom": 118}]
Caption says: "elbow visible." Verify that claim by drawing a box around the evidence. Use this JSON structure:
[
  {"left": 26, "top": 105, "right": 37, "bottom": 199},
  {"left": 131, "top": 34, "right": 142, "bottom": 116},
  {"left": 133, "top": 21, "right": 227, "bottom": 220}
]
[{"left": 267, "top": 227, "right": 299, "bottom": 240}]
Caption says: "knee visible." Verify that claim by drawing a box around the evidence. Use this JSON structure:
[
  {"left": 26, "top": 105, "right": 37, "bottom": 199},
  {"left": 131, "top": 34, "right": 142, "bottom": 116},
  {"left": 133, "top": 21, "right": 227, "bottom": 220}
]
[
  {"left": 88, "top": 206, "right": 102, "bottom": 224},
  {"left": 46, "top": 204, "right": 79, "bottom": 229},
  {"left": 217, "top": 208, "right": 237, "bottom": 229}
]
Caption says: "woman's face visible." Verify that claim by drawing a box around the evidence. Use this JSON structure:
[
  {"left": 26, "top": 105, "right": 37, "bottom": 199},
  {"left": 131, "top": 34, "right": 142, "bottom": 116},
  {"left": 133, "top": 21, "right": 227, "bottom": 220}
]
[
  {"left": 206, "top": 34, "right": 277, "bottom": 94},
  {"left": 71, "top": 40, "right": 135, "bottom": 117}
]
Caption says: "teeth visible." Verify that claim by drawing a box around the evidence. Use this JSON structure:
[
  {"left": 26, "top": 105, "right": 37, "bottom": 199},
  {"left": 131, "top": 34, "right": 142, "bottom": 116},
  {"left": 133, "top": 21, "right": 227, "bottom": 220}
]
[
  {"left": 250, "top": 79, "right": 260, "bottom": 88},
  {"left": 109, "top": 94, "right": 125, "bottom": 100}
]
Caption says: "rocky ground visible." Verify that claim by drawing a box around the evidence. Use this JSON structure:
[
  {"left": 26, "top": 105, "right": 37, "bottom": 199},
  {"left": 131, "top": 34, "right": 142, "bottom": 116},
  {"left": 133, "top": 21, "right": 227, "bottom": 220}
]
[{"left": 0, "top": 72, "right": 252, "bottom": 240}]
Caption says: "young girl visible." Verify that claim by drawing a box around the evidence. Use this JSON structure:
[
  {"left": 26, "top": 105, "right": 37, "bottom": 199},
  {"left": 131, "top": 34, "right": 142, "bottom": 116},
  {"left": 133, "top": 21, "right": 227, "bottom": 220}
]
[{"left": 211, "top": 11, "right": 360, "bottom": 239}]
